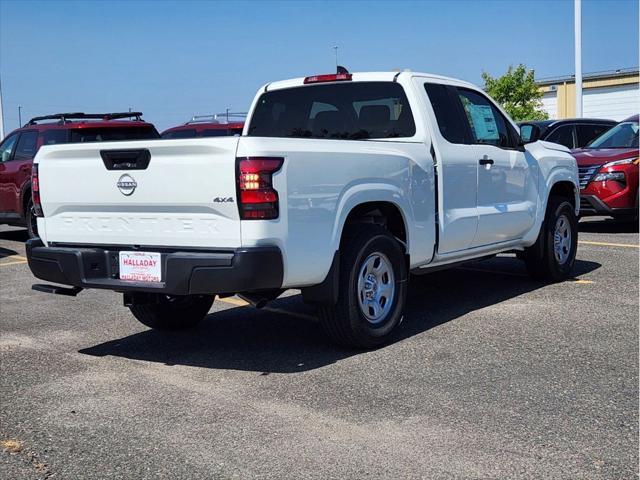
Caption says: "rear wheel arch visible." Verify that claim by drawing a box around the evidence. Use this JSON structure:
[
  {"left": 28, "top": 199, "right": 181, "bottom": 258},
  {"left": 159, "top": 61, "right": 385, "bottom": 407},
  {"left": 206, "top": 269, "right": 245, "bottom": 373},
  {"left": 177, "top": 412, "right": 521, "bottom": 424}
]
[
  {"left": 302, "top": 201, "right": 409, "bottom": 306},
  {"left": 341, "top": 201, "right": 409, "bottom": 252}
]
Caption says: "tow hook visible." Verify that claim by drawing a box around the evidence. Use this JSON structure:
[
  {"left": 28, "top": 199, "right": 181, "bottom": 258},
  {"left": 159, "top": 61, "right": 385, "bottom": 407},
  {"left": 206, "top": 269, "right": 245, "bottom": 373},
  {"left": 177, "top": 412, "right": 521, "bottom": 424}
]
[{"left": 32, "top": 284, "right": 83, "bottom": 297}]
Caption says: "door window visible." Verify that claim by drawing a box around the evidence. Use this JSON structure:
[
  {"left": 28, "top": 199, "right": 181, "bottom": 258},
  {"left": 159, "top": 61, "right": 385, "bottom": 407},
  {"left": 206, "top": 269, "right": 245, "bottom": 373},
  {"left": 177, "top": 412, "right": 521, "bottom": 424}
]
[
  {"left": 576, "top": 124, "right": 612, "bottom": 148},
  {"left": 424, "top": 83, "right": 469, "bottom": 144},
  {"left": 456, "top": 88, "right": 517, "bottom": 149},
  {"left": 0, "top": 133, "right": 19, "bottom": 162},
  {"left": 13, "top": 131, "right": 39, "bottom": 161},
  {"left": 545, "top": 125, "right": 575, "bottom": 149}
]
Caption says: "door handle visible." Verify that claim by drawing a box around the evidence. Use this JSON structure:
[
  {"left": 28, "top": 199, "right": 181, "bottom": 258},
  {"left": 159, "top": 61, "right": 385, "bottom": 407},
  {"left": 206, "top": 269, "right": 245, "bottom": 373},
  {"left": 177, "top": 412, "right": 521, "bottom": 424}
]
[{"left": 479, "top": 156, "right": 494, "bottom": 165}]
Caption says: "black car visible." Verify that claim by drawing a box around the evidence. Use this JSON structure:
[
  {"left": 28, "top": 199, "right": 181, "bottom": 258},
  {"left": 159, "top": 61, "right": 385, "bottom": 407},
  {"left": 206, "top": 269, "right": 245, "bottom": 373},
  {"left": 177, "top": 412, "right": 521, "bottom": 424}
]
[{"left": 518, "top": 118, "right": 616, "bottom": 149}]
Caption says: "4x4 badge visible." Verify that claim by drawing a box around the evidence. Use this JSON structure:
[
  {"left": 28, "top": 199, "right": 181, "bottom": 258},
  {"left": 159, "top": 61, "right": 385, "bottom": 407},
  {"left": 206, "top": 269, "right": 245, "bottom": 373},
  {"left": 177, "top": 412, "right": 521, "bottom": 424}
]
[
  {"left": 117, "top": 174, "right": 137, "bottom": 196},
  {"left": 213, "top": 197, "right": 234, "bottom": 203}
]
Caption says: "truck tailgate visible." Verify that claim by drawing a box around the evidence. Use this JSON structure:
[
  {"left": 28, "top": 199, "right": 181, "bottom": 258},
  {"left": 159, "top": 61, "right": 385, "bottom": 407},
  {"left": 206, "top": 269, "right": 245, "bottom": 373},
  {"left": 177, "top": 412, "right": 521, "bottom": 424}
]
[{"left": 36, "top": 137, "right": 241, "bottom": 248}]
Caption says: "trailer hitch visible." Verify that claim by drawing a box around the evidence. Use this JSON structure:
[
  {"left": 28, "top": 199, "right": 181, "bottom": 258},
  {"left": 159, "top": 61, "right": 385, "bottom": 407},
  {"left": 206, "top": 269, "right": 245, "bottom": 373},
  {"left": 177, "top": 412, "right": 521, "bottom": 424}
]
[{"left": 32, "top": 284, "right": 83, "bottom": 297}]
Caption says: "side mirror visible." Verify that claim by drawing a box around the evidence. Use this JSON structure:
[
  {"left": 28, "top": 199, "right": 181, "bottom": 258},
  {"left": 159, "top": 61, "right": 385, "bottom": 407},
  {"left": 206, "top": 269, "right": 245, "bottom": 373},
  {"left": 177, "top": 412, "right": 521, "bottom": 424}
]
[{"left": 519, "top": 124, "right": 541, "bottom": 144}]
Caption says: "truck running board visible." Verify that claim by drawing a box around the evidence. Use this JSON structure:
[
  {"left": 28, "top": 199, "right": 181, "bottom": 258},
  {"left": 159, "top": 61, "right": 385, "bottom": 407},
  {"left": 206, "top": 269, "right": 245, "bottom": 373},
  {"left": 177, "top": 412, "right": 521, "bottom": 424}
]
[{"left": 32, "top": 284, "right": 84, "bottom": 297}]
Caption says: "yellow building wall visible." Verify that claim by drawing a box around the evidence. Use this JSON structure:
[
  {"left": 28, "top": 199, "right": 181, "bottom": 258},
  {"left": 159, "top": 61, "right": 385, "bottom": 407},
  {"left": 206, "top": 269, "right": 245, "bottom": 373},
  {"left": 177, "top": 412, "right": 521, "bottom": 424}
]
[{"left": 540, "top": 74, "right": 639, "bottom": 119}]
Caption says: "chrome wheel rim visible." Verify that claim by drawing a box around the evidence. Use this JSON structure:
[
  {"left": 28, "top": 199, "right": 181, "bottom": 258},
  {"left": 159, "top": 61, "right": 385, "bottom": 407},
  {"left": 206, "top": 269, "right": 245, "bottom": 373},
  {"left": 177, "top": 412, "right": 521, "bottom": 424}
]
[
  {"left": 553, "top": 214, "right": 572, "bottom": 265},
  {"left": 357, "top": 252, "right": 395, "bottom": 324}
]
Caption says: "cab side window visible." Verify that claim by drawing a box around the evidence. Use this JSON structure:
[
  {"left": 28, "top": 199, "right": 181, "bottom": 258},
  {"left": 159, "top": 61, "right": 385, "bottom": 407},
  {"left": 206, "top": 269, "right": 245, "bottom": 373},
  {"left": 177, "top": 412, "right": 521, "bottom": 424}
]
[
  {"left": 456, "top": 88, "right": 518, "bottom": 149},
  {"left": 14, "top": 131, "right": 39, "bottom": 161},
  {"left": 0, "top": 133, "right": 19, "bottom": 162}
]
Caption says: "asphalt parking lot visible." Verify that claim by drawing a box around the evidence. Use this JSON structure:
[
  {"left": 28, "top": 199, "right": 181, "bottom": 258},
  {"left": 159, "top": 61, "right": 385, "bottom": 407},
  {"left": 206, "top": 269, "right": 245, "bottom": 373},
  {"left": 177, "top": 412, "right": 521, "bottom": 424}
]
[{"left": 1, "top": 219, "right": 638, "bottom": 479}]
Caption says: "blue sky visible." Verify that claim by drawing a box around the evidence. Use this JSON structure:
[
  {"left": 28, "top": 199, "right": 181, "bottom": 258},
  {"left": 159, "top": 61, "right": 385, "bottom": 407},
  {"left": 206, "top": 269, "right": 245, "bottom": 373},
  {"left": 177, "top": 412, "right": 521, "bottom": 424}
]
[{"left": 1, "top": 0, "right": 638, "bottom": 131}]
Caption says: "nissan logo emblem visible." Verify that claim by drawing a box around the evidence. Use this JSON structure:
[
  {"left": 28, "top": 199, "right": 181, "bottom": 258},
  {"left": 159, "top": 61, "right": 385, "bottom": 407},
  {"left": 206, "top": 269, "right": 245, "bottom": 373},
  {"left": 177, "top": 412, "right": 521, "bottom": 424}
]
[{"left": 117, "top": 174, "right": 137, "bottom": 196}]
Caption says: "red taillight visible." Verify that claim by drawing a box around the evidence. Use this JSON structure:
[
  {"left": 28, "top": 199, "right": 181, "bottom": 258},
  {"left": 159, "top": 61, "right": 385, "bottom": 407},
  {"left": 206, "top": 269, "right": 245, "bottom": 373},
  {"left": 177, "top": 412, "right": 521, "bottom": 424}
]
[
  {"left": 236, "top": 157, "right": 283, "bottom": 220},
  {"left": 303, "top": 73, "right": 352, "bottom": 84},
  {"left": 31, "top": 164, "right": 43, "bottom": 217}
]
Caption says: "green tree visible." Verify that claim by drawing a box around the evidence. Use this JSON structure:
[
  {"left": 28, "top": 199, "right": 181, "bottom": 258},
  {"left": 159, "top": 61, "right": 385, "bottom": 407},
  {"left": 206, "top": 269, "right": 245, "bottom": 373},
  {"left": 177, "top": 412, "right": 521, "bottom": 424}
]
[{"left": 482, "top": 64, "right": 548, "bottom": 121}]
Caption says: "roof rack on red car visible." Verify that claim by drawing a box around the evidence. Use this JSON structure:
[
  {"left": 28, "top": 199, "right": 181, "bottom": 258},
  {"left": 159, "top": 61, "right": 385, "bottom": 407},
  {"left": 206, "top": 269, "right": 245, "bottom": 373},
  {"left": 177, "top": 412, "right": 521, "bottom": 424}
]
[
  {"left": 26, "top": 112, "right": 144, "bottom": 126},
  {"left": 185, "top": 112, "right": 247, "bottom": 125}
]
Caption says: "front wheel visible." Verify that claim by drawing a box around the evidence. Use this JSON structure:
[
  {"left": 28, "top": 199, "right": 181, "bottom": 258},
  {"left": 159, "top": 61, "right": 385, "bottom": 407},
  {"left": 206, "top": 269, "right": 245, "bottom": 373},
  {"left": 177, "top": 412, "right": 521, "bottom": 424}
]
[
  {"left": 523, "top": 196, "right": 578, "bottom": 281},
  {"left": 318, "top": 224, "right": 407, "bottom": 349},
  {"left": 129, "top": 294, "right": 215, "bottom": 330}
]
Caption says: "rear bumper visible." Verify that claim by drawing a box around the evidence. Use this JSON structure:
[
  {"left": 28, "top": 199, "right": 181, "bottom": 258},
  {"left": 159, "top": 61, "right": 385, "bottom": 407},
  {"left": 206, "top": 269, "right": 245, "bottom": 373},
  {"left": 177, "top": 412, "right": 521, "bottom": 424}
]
[
  {"left": 579, "top": 194, "right": 637, "bottom": 218},
  {"left": 26, "top": 239, "right": 283, "bottom": 295}
]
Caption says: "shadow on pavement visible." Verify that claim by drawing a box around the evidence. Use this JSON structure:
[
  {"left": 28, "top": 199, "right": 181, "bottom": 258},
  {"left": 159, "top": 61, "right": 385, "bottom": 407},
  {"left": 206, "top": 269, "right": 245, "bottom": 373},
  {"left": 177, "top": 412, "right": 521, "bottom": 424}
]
[
  {"left": 579, "top": 218, "right": 638, "bottom": 234},
  {"left": 0, "top": 228, "right": 29, "bottom": 242},
  {"left": 0, "top": 246, "right": 19, "bottom": 258},
  {"left": 79, "top": 258, "right": 601, "bottom": 373}
]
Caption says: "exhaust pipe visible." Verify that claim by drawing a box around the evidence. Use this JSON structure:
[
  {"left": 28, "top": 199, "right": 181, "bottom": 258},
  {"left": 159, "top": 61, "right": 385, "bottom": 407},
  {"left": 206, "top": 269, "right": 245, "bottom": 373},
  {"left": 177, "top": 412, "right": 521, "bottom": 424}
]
[{"left": 237, "top": 290, "right": 284, "bottom": 309}]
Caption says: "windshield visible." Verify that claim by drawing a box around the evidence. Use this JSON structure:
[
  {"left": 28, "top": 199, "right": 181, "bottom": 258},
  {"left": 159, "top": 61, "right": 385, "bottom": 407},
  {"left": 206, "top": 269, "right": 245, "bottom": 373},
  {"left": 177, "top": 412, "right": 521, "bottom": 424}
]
[{"left": 586, "top": 120, "right": 639, "bottom": 149}]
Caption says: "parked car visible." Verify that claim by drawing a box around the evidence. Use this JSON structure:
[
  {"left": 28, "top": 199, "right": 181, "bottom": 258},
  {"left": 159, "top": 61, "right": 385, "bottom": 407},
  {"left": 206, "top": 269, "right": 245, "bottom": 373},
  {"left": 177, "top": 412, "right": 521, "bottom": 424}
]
[
  {"left": 27, "top": 71, "right": 579, "bottom": 348},
  {"left": 572, "top": 114, "right": 639, "bottom": 221},
  {"left": 518, "top": 118, "right": 616, "bottom": 149},
  {"left": 161, "top": 113, "right": 245, "bottom": 139},
  {"left": 0, "top": 112, "right": 159, "bottom": 238}
]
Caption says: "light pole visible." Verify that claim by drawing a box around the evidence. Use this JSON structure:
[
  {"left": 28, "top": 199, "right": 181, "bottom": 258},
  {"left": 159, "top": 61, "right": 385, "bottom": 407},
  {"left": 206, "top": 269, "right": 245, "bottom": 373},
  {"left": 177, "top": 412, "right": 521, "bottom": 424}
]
[
  {"left": 574, "top": 0, "right": 582, "bottom": 117},
  {"left": 333, "top": 45, "right": 338, "bottom": 70},
  {"left": 0, "top": 76, "right": 4, "bottom": 139},
  {"left": 18, "top": 106, "right": 22, "bottom": 126}
]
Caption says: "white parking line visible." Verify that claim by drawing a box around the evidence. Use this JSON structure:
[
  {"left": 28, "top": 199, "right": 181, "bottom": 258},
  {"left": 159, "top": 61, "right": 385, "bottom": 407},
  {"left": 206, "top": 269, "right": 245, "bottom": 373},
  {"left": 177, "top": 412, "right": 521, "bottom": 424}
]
[{"left": 578, "top": 240, "right": 639, "bottom": 249}]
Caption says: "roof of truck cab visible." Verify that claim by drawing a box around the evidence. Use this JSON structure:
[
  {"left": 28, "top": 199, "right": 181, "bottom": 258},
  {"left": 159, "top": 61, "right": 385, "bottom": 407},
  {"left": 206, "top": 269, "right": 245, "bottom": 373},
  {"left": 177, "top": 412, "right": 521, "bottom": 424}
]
[{"left": 263, "top": 71, "right": 478, "bottom": 92}]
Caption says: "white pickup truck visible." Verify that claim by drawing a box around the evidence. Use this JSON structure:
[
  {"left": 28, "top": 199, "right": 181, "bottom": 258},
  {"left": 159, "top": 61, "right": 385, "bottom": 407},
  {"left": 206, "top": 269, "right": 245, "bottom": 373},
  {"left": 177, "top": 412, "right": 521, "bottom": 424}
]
[{"left": 27, "top": 71, "right": 579, "bottom": 348}]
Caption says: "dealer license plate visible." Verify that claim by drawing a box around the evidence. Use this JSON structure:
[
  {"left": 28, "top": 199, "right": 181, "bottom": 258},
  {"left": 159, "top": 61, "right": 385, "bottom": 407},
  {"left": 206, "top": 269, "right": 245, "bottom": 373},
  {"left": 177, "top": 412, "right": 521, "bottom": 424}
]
[{"left": 119, "top": 251, "right": 162, "bottom": 282}]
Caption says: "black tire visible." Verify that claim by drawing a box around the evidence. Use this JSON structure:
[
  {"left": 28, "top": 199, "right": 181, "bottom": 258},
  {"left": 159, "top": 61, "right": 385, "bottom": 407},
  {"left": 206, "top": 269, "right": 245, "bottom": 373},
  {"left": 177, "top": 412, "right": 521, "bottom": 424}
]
[
  {"left": 25, "top": 197, "right": 38, "bottom": 239},
  {"left": 318, "top": 224, "right": 407, "bottom": 349},
  {"left": 129, "top": 294, "right": 215, "bottom": 330},
  {"left": 523, "top": 196, "right": 578, "bottom": 282}
]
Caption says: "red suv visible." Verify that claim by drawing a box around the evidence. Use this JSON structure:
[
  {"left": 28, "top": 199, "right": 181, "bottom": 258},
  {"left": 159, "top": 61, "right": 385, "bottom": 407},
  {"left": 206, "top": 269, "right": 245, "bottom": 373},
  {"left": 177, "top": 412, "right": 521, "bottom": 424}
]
[
  {"left": 573, "top": 114, "right": 639, "bottom": 222},
  {"left": 0, "top": 112, "right": 159, "bottom": 237},
  {"left": 161, "top": 113, "right": 245, "bottom": 139}
]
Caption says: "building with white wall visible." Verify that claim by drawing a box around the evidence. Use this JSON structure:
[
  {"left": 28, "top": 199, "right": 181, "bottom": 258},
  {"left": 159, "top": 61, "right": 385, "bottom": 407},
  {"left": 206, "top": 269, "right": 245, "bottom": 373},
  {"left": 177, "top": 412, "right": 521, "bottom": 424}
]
[{"left": 537, "top": 68, "right": 639, "bottom": 120}]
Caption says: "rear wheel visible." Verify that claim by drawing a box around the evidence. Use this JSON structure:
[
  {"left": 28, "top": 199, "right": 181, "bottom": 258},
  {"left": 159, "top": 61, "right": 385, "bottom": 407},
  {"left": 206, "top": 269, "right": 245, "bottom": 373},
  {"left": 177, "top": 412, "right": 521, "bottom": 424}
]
[
  {"left": 129, "top": 294, "right": 215, "bottom": 330},
  {"left": 523, "top": 196, "right": 578, "bottom": 281},
  {"left": 25, "top": 198, "right": 38, "bottom": 239},
  {"left": 318, "top": 224, "right": 407, "bottom": 349}
]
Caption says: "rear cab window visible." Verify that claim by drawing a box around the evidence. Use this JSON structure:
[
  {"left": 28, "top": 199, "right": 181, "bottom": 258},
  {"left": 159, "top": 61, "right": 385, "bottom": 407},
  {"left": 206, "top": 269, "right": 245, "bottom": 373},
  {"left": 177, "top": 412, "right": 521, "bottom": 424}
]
[
  {"left": 248, "top": 82, "right": 416, "bottom": 140},
  {"left": 69, "top": 126, "right": 159, "bottom": 143}
]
